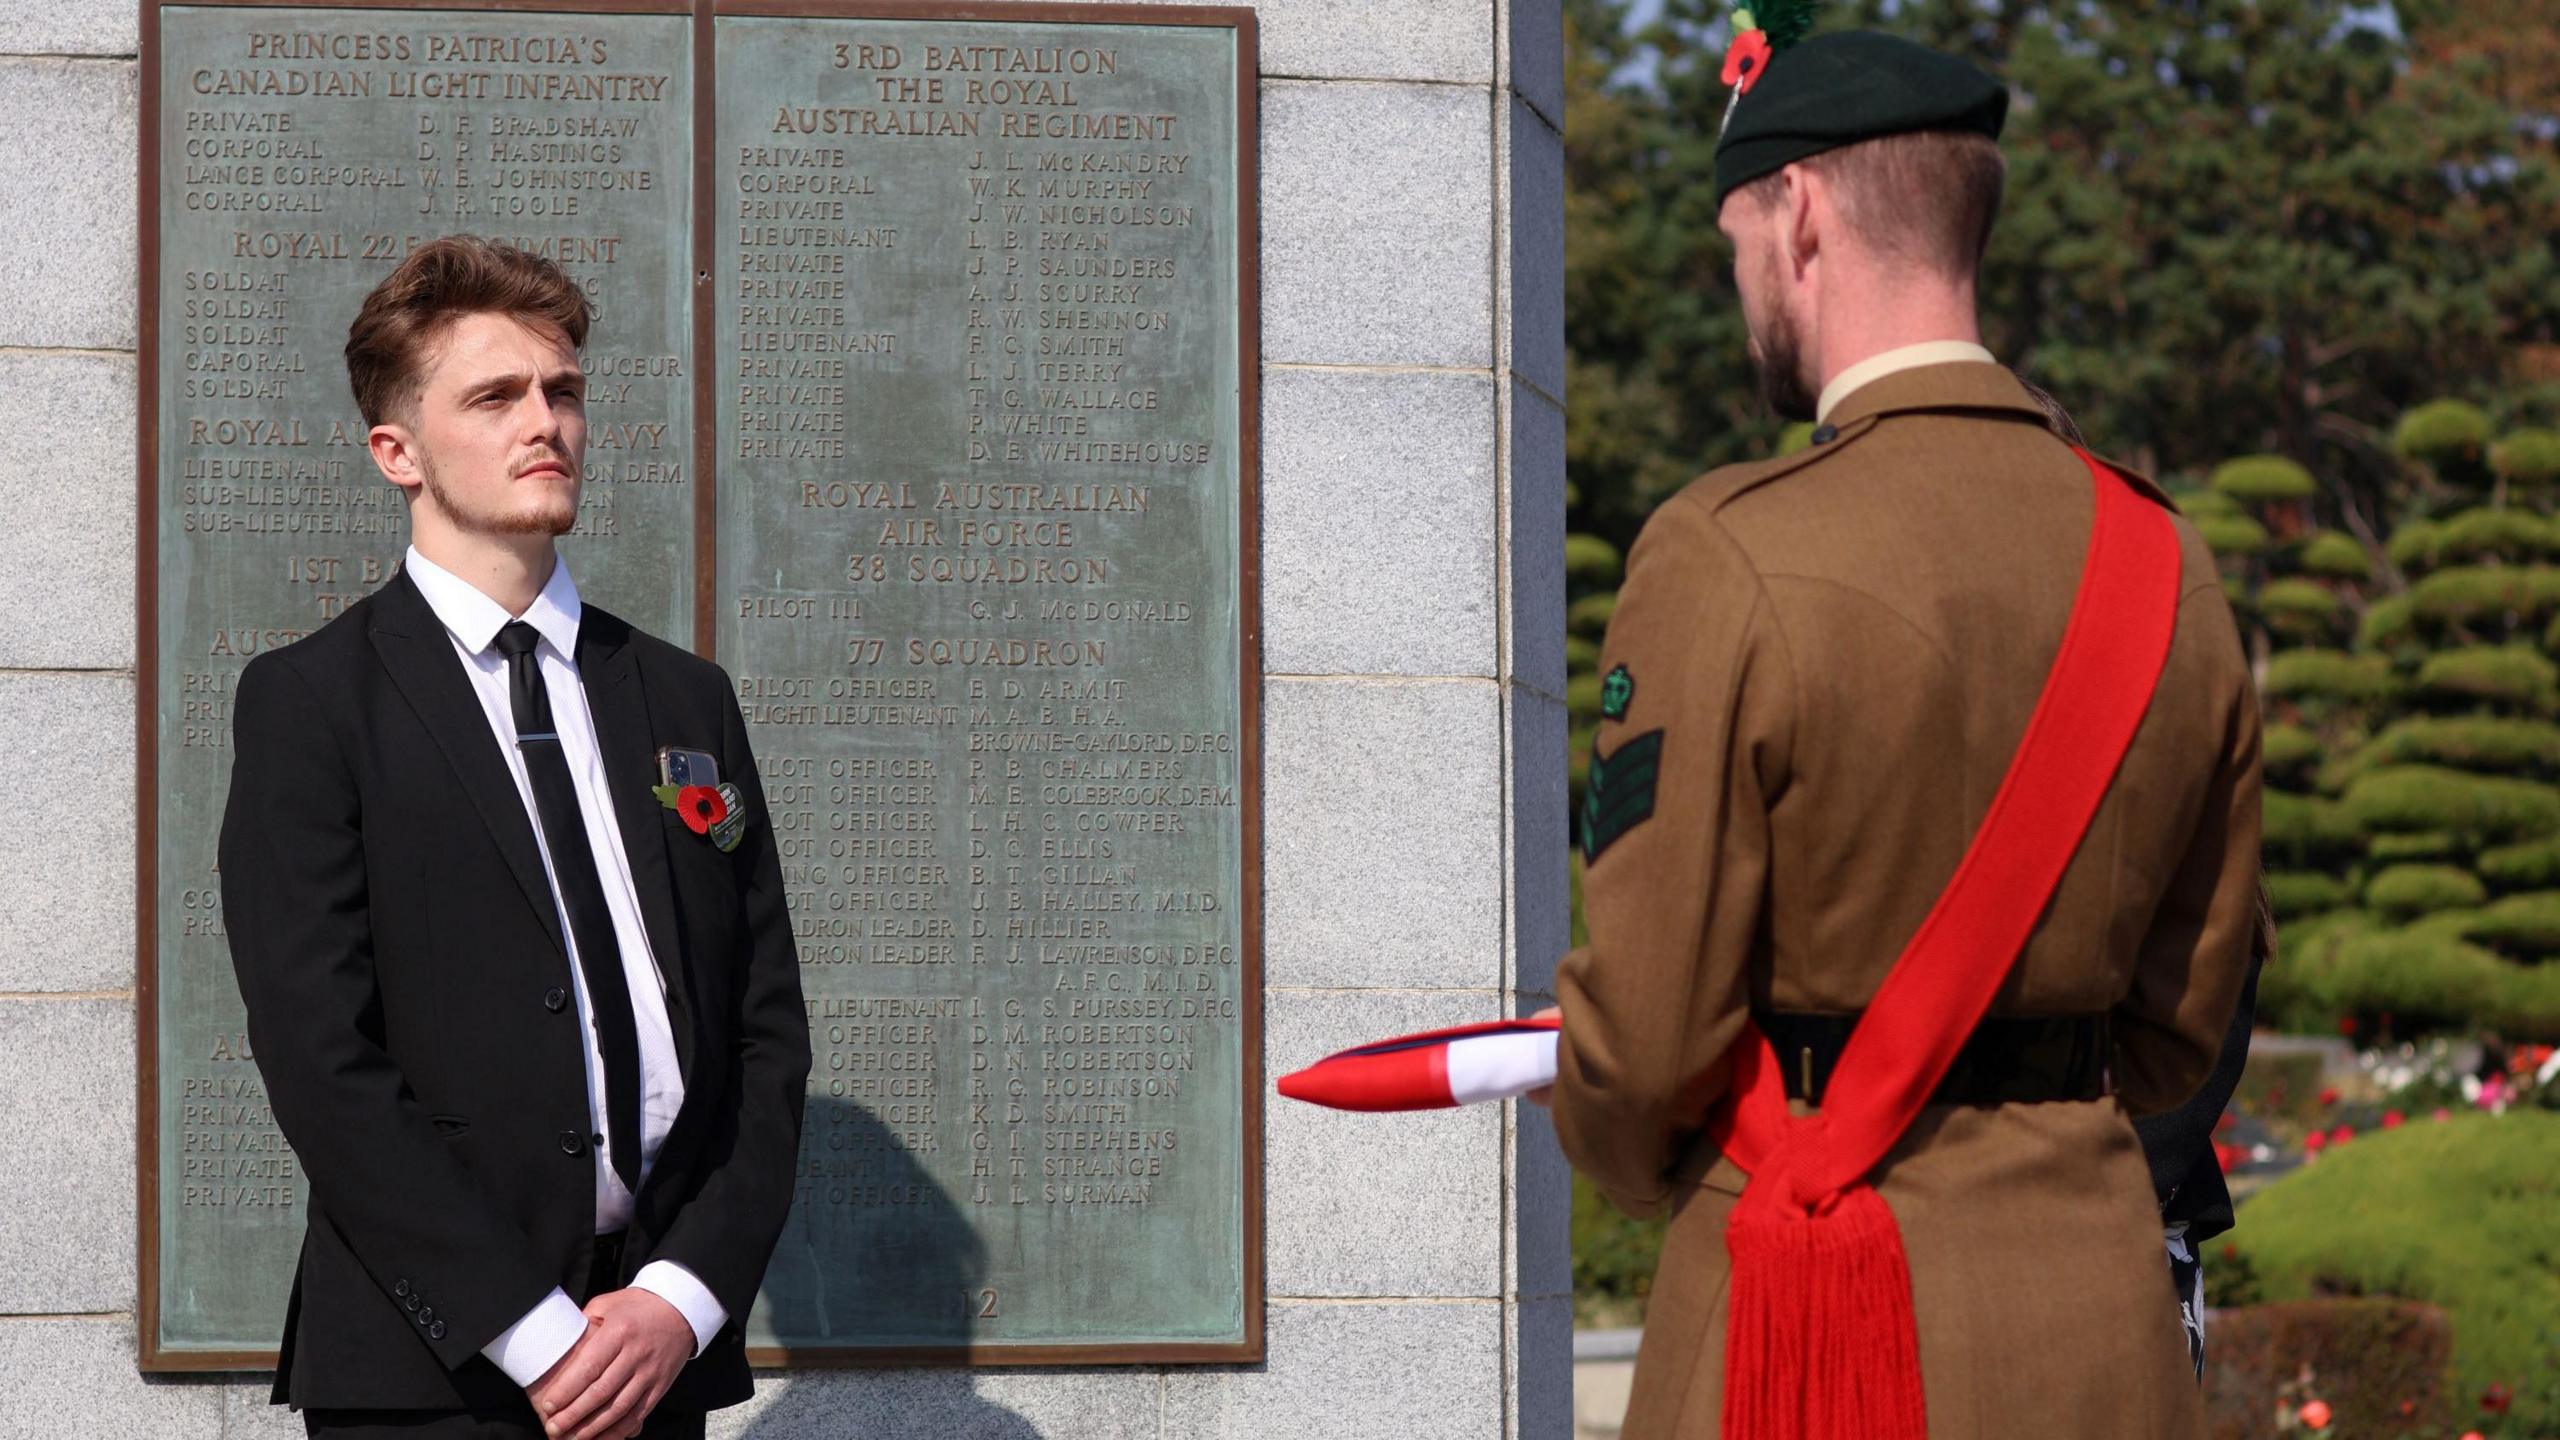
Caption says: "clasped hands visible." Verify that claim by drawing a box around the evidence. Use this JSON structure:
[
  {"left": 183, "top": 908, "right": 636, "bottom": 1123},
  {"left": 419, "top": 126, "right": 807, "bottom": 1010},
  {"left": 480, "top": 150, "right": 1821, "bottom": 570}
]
[{"left": 528, "top": 1288, "right": 695, "bottom": 1440}]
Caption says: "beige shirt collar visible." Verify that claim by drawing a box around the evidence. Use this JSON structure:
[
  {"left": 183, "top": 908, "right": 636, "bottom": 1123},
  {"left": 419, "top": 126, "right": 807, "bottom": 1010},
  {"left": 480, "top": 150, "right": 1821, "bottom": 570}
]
[{"left": 1816, "top": 341, "right": 1997, "bottom": 424}]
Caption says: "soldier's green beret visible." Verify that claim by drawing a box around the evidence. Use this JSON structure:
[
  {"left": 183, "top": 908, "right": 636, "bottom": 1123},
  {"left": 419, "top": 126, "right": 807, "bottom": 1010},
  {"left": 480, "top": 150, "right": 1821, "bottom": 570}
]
[{"left": 1713, "top": 30, "right": 2009, "bottom": 209}]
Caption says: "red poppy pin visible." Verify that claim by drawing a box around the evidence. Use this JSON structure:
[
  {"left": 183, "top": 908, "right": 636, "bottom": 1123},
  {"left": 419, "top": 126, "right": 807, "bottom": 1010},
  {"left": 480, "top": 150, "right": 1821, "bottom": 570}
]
[
  {"left": 652, "top": 780, "right": 750, "bottom": 852},
  {"left": 1720, "top": 2, "right": 1816, "bottom": 125}
]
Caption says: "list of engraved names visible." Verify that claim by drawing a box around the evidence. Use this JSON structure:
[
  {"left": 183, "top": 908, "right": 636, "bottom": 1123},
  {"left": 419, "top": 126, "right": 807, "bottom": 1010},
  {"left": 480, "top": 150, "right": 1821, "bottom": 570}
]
[{"left": 714, "top": 16, "right": 1248, "bottom": 1349}]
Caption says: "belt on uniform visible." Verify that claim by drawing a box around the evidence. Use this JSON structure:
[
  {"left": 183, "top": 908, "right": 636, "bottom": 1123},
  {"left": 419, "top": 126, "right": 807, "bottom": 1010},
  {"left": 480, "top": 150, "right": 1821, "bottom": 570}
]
[{"left": 1752, "top": 1009, "right": 2111, "bottom": 1108}]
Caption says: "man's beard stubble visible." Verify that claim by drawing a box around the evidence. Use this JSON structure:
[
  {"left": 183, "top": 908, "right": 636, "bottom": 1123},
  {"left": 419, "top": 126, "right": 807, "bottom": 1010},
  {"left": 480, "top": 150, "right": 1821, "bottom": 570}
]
[
  {"left": 419, "top": 451, "right": 579, "bottom": 538},
  {"left": 1749, "top": 305, "right": 1819, "bottom": 423}
]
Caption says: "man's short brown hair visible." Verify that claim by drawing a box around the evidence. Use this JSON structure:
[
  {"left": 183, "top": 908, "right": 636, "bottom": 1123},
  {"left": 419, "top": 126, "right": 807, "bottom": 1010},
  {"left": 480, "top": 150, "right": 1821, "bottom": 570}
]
[
  {"left": 1742, "top": 129, "right": 2007, "bottom": 277},
  {"left": 343, "top": 235, "right": 594, "bottom": 427}
]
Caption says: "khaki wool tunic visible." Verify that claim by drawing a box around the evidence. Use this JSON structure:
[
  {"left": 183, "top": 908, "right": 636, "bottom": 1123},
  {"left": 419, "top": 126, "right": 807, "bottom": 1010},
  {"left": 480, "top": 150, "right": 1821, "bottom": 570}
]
[{"left": 1552, "top": 363, "right": 2262, "bottom": 1439}]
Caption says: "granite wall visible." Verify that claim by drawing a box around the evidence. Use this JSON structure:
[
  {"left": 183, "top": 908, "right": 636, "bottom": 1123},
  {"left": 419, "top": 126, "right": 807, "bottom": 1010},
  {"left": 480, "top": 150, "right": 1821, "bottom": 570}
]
[{"left": 0, "top": 0, "right": 1567, "bottom": 1433}]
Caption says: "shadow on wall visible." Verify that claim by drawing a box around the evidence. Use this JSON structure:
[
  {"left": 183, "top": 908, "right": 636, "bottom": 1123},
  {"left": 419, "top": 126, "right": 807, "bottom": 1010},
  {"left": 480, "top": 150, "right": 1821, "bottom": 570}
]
[{"left": 737, "top": 1094, "right": 1043, "bottom": 1438}]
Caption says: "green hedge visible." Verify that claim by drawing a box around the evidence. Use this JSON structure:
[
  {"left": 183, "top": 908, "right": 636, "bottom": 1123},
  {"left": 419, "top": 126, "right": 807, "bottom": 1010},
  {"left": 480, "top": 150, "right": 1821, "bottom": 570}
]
[
  {"left": 2210, "top": 454, "right": 2317, "bottom": 502},
  {"left": 1564, "top": 534, "right": 1624, "bottom": 589},
  {"left": 2408, "top": 565, "right": 2560, "bottom": 630},
  {"left": 2341, "top": 765, "right": 2560, "bottom": 841},
  {"left": 2228, "top": 1113, "right": 2560, "bottom": 1432},
  {"left": 2294, "top": 531, "right": 2373, "bottom": 582},
  {"left": 1567, "top": 592, "right": 1618, "bottom": 637},
  {"left": 1564, "top": 635, "right": 1601, "bottom": 675},
  {"left": 2392, "top": 398, "right": 2495, "bottom": 468},
  {"left": 2385, "top": 518, "right": 2443, "bottom": 574},
  {"left": 2262, "top": 790, "right": 2364, "bottom": 864},
  {"left": 2493, "top": 959, "right": 2560, "bottom": 1037},
  {"left": 2365, "top": 864, "right": 2487, "bottom": 918},
  {"left": 2196, "top": 513, "right": 2271, "bottom": 557},
  {"left": 2492, "top": 427, "right": 2560, "bottom": 486},
  {"left": 2306, "top": 929, "right": 2511, "bottom": 1030},
  {"left": 1565, "top": 672, "right": 1606, "bottom": 725},
  {"left": 2337, "top": 716, "right": 2560, "bottom": 779},
  {"left": 2169, "top": 486, "right": 2242, "bottom": 519},
  {"left": 2358, "top": 592, "right": 2419, "bottom": 650},
  {"left": 2367, "top": 831, "right": 2460, "bottom": 863},
  {"left": 2260, "top": 722, "right": 2324, "bottom": 780},
  {"left": 2455, "top": 890, "right": 2560, "bottom": 959},
  {"left": 2258, "top": 578, "right": 2344, "bottom": 636},
  {"left": 2478, "top": 835, "right": 2560, "bottom": 889},
  {"left": 2431, "top": 507, "right": 2560, "bottom": 567},
  {"left": 1570, "top": 1173, "right": 1664, "bottom": 1325},
  {"left": 2414, "top": 644, "right": 2557, "bottom": 709},
  {"left": 2264, "top": 649, "right": 2399, "bottom": 705},
  {"left": 2265, "top": 870, "right": 2354, "bottom": 920}
]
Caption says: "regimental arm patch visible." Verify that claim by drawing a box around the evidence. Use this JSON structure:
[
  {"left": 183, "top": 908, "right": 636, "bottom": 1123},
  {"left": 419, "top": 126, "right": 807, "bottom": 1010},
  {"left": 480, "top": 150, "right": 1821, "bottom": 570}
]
[
  {"left": 1580, "top": 729, "right": 1664, "bottom": 864},
  {"left": 1600, "top": 664, "right": 1635, "bottom": 721}
]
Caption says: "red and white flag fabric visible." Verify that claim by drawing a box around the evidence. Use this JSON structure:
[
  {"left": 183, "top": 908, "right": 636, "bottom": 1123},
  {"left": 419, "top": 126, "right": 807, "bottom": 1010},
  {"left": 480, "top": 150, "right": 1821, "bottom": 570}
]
[{"left": 1277, "top": 1017, "right": 1561, "bottom": 1111}]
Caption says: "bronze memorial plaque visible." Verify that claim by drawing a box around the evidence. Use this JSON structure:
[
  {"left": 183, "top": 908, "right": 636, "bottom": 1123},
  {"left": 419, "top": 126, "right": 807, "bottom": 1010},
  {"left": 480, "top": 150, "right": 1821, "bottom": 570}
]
[
  {"left": 711, "top": 4, "right": 1259, "bottom": 1360},
  {"left": 140, "top": 0, "right": 1257, "bottom": 1370},
  {"left": 140, "top": 0, "right": 698, "bottom": 1366}
]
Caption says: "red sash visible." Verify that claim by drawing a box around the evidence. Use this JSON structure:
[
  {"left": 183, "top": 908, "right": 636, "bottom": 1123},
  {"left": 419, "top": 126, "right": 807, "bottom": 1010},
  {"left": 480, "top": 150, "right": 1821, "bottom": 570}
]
[{"left": 1707, "top": 449, "right": 2183, "bottom": 1440}]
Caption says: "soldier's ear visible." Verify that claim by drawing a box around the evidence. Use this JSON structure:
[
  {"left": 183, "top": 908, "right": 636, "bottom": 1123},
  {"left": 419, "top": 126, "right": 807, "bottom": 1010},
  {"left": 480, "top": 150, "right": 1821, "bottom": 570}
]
[{"left": 1780, "top": 164, "right": 1822, "bottom": 273}]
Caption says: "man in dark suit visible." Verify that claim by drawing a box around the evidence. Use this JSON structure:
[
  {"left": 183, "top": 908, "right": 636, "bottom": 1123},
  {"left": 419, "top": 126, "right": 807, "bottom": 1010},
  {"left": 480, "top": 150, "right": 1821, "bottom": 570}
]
[{"left": 220, "top": 236, "right": 810, "bottom": 1440}]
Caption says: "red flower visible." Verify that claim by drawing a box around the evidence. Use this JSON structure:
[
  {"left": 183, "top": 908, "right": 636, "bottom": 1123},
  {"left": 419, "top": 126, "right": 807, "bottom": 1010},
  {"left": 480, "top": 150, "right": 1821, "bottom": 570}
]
[
  {"left": 2318, "top": 1085, "right": 2341, "bottom": 1106},
  {"left": 2331, "top": 1125, "right": 2356, "bottom": 1145},
  {"left": 2382, "top": 1110, "right": 2405, "bottom": 1128},
  {"left": 2397, "top": 1399, "right": 2417, "bottom": 1417},
  {"left": 676, "top": 784, "right": 727, "bottom": 836},
  {"left": 2219, "top": 1242, "right": 2239, "bottom": 1262},
  {"left": 2299, "top": 1398, "right": 2333, "bottom": 1430},
  {"left": 2337, "top": 1015, "right": 2358, "bottom": 1036},
  {"left": 1722, "top": 28, "right": 1774, "bottom": 93},
  {"left": 2304, "top": 1131, "right": 2327, "bottom": 1155},
  {"left": 2482, "top": 1383, "right": 2513, "bottom": 1414}
]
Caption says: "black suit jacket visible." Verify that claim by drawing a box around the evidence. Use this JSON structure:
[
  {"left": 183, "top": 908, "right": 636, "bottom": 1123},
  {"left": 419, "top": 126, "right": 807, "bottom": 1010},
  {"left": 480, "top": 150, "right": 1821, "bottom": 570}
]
[{"left": 219, "top": 566, "right": 810, "bottom": 1411}]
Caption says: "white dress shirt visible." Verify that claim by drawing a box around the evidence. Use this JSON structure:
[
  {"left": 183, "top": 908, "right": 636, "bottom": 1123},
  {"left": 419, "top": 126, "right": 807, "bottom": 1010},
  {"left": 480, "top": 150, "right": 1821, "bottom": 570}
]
[
  {"left": 403, "top": 547, "right": 727, "bottom": 1385},
  {"left": 1815, "top": 340, "right": 1998, "bottom": 423}
]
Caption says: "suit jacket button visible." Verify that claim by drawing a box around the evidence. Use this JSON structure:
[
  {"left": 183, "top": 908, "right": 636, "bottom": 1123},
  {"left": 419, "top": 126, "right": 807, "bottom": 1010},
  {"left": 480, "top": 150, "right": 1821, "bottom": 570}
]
[
  {"left": 1811, "top": 423, "right": 1839, "bottom": 444},
  {"left": 395, "top": 1279, "right": 412, "bottom": 1298},
  {"left": 560, "top": 1131, "right": 586, "bottom": 1155},
  {"left": 403, "top": 1293, "right": 419, "bottom": 1312},
  {"left": 430, "top": 1321, "right": 448, "bottom": 1340},
  {"left": 544, "top": 987, "right": 567, "bottom": 1013},
  {"left": 418, "top": 1306, "right": 434, "bottom": 1324}
]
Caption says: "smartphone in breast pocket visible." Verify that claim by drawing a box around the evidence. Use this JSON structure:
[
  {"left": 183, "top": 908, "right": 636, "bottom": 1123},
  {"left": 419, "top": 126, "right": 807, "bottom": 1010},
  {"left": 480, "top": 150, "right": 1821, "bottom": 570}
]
[{"left": 657, "top": 747, "right": 719, "bottom": 789}]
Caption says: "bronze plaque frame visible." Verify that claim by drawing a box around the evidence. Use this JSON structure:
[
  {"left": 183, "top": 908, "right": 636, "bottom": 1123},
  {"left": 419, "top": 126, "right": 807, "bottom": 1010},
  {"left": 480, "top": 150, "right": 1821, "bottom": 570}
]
[{"left": 137, "top": 0, "right": 1262, "bottom": 1371}]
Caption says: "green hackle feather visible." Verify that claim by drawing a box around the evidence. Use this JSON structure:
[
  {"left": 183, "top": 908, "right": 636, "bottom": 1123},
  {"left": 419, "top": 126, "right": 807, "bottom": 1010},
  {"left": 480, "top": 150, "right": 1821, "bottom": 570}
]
[{"left": 1751, "top": 0, "right": 1819, "bottom": 50}]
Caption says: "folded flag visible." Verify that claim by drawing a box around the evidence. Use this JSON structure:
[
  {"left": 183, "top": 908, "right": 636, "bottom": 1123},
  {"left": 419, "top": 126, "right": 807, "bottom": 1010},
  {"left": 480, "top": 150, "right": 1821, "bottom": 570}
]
[{"left": 1277, "top": 1017, "right": 1561, "bottom": 1111}]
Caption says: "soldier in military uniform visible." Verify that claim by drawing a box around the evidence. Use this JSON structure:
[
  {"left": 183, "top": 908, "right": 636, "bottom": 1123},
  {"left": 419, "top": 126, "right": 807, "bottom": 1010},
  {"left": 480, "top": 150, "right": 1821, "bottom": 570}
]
[{"left": 1542, "top": 26, "right": 2263, "bottom": 1440}]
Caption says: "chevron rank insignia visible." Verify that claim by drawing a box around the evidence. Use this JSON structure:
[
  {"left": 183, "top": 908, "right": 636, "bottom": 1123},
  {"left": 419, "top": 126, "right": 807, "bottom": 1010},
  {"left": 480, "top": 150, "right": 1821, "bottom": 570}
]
[{"left": 1580, "top": 729, "right": 1664, "bottom": 863}]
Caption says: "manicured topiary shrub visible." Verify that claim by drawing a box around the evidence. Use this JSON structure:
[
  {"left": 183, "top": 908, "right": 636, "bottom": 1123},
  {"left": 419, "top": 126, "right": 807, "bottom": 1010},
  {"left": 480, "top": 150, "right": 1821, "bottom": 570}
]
[
  {"left": 2258, "top": 579, "right": 2344, "bottom": 639},
  {"left": 2265, "top": 649, "right": 2399, "bottom": 706},
  {"left": 2414, "top": 645, "right": 2557, "bottom": 709},
  {"left": 2429, "top": 507, "right": 2560, "bottom": 567},
  {"left": 1565, "top": 635, "right": 1601, "bottom": 674},
  {"left": 2262, "top": 790, "right": 2364, "bottom": 865},
  {"left": 2204, "top": 1300, "right": 2457, "bottom": 1440},
  {"left": 2195, "top": 512, "right": 2271, "bottom": 557},
  {"left": 2295, "top": 531, "right": 2373, "bottom": 582},
  {"left": 2454, "top": 890, "right": 2560, "bottom": 959},
  {"left": 2336, "top": 716, "right": 2560, "bottom": 779},
  {"left": 1570, "top": 1172, "right": 1664, "bottom": 1325},
  {"left": 2227, "top": 1113, "right": 2560, "bottom": 1433},
  {"left": 1567, "top": 592, "right": 1618, "bottom": 636},
  {"left": 2340, "top": 765, "right": 2560, "bottom": 841},
  {"left": 2308, "top": 929, "right": 2510, "bottom": 1030},
  {"left": 1564, "top": 533, "right": 1624, "bottom": 589},
  {"left": 2358, "top": 593, "right": 2418, "bottom": 651},
  {"left": 2407, "top": 565, "right": 2560, "bottom": 631},
  {"left": 2491, "top": 427, "right": 2560, "bottom": 487},
  {"left": 2210, "top": 454, "right": 2318, "bottom": 503},
  {"left": 2169, "top": 486, "right": 2242, "bottom": 519},
  {"left": 1567, "top": 725, "right": 1597, "bottom": 792},
  {"left": 2367, "top": 831, "right": 2459, "bottom": 863},
  {"left": 2366, "top": 864, "right": 2488, "bottom": 919},
  {"left": 1565, "top": 672, "right": 1606, "bottom": 725},
  {"left": 2265, "top": 870, "right": 2353, "bottom": 920},
  {"left": 2478, "top": 835, "right": 2560, "bottom": 891},
  {"left": 2260, "top": 723, "right": 2324, "bottom": 782},
  {"left": 2493, "top": 959, "right": 2560, "bottom": 1037},
  {"left": 2392, "top": 398, "right": 2495, "bottom": 468},
  {"left": 2386, "top": 518, "right": 2444, "bottom": 574}
]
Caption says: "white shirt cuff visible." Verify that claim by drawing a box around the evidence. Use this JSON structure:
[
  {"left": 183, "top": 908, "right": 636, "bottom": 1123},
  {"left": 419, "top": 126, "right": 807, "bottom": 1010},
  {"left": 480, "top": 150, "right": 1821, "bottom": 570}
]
[
  {"left": 630, "top": 1259, "right": 728, "bottom": 1358},
  {"left": 481, "top": 1287, "right": 588, "bottom": 1389}
]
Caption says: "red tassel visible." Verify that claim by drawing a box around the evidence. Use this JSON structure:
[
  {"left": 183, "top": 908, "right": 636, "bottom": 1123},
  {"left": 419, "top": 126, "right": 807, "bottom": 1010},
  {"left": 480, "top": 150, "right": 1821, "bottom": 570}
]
[{"left": 1721, "top": 1183, "right": 1927, "bottom": 1440}]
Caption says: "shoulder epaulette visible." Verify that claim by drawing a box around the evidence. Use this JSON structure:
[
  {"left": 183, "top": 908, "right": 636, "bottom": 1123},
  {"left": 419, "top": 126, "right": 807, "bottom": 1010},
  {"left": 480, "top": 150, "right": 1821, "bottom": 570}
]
[{"left": 1671, "top": 413, "right": 1887, "bottom": 517}]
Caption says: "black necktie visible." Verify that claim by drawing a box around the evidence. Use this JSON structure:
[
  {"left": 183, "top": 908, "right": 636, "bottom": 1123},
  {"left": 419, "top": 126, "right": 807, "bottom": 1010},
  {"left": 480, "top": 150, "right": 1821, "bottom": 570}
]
[{"left": 495, "top": 620, "right": 643, "bottom": 1193}]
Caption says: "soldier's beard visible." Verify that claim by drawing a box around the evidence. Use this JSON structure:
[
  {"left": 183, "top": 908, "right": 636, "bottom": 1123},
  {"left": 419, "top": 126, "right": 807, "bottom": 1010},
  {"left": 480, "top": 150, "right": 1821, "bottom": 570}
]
[{"left": 1748, "top": 307, "right": 1819, "bottom": 423}]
